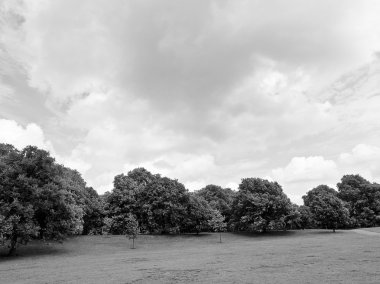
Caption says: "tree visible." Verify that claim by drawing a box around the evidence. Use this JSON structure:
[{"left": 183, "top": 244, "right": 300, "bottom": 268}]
[
  {"left": 195, "top": 185, "right": 235, "bottom": 223},
  {"left": 230, "top": 178, "right": 293, "bottom": 232},
  {"left": 105, "top": 168, "right": 191, "bottom": 234},
  {"left": 125, "top": 214, "right": 139, "bottom": 249},
  {"left": 105, "top": 174, "right": 141, "bottom": 234},
  {"left": 337, "top": 175, "right": 380, "bottom": 227},
  {"left": 184, "top": 194, "right": 213, "bottom": 234},
  {"left": 140, "top": 176, "right": 189, "bottom": 234},
  {"left": 298, "top": 205, "right": 315, "bottom": 229},
  {"left": 284, "top": 204, "right": 302, "bottom": 230},
  {"left": 303, "top": 185, "right": 349, "bottom": 232},
  {"left": 0, "top": 144, "right": 85, "bottom": 255},
  {"left": 208, "top": 210, "right": 227, "bottom": 242},
  {"left": 57, "top": 167, "right": 105, "bottom": 235},
  {"left": 101, "top": 217, "right": 113, "bottom": 235}
]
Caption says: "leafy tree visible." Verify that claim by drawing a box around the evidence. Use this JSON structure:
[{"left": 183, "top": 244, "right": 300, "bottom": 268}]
[
  {"left": 80, "top": 187, "right": 104, "bottom": 235},
  {"left": 139, "top": 176, "right": 189, "bottom": 234},
  {"left": 184, "top": 194, "right": 213, "bottom": 234},
  {"left": 230, "top": 178, "right": 293, "bottom": 232},
  {"left": 337, "top": 175, "right": 380, "bottom": 227},
  {"left": 298, "top": 205, "right": 315, "bottom": 229},
  {"left": 125, "top": 167, "right": 159, "bottom": 187},
  {"left": 195, "top": 185, "right": 235, "bottom": 223},
  {"left": 107, "top": 175, "right": 140, "bottom": 213},
  {"left": 106, "top": 172, "right": 147, "bottom": 234},
  {"left": 106, "top": 168, "right": 191, "bottom": 234},
  {"left": 53, "top": 166, "right": 104, "bottom": 235},
  {"left": 208, "top": 210, "right": 227, "bottom": 242},
  {"left": 303, "top": 185, "right": 349, "bottom": 232},
  {"left": 125, "top": 214, "right": 139, "bottom": 249},
  {"left": 284, "top": 204, "right": 302, "bottom": 230},
  {"left": 0, "top": 144, "right": 83, "bottom": 255},
  {"left": 101, "top": 217, "right": 113, "bottom": 235}
]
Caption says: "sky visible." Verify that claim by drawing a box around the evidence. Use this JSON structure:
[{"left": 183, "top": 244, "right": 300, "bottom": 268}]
[{"left": 1, "top": 0, "right": 380, "bottom": 204}]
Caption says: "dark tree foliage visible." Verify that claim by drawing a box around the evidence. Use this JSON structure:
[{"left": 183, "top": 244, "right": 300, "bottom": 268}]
[
  {"left": 195, "top": 184, "right": 235, "bottom": 222},
  {"left": 0, "top": 145, "right": 82, "bottom": 255},
  {"left": 126, "top": 167, "right": 159, "bottom": 187},
  {"left": 139, "top": 176, "right": 189, "bottom": 234},
  {"left": 106, "top": 168, "right": 192, "bottom": 234},
  {"left": 80, "top": 187, "right": 105, "bottom": 235},
  {"left": 303, "top": 185, "right": 349, "bottom": 232},
  {"left": 230, "top": 178, "right": 293, "bottom": 232},
  {"left": 337, "top": 175, "right": 380, "bottom": 227},
  {"left": 0, "top": 144, "right": 104, "bottom": 255},
  {"left": 56, "top": 166, "right": 105, "bottom": 235},
  {"left": 105, "top": 174, "right": 141, "bottom": 234},
  {"left": 283, "top": 204, "right": 302, "bottom": 230},
  {"left": 183, "top": 194, "right": 214, "bottom": 234},
  {"left": 298, "top": 205, "right": 315, "bottom": 229}
]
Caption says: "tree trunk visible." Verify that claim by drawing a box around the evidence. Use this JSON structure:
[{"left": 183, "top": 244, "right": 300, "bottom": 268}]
[
  {"left": 333, "top": 228, "right": 336, "bottom": 233},
  {"left": 219, "top": 232, "right": 222, "bottom": 243},
  {"left": 132, "top": 238, "right": 135, "bottom": 249},
  {"left": 7, "top": 235, "right": 17, "bottom": 256}
]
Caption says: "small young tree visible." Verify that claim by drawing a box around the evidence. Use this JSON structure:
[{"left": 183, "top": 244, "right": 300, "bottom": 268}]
[
  {"left": 125, "top": 214, "right": 139, "bottom": 249},
  {"left": 208, "top": 210, "right": 227, "bottom": 243}
]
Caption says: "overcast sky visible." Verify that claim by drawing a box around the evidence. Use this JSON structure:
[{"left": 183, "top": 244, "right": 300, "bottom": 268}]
[{"left": 1, "top": 0, "right": 380, "bottom": 204}]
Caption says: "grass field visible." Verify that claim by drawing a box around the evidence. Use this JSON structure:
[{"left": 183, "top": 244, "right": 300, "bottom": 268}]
[{"left": 1, "top": 229, "right": 380, "bottom": 283}]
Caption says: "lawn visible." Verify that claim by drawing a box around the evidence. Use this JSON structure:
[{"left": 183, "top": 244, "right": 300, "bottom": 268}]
[{"left": 1, "top": 229, "right": 380, "bottom": 283}]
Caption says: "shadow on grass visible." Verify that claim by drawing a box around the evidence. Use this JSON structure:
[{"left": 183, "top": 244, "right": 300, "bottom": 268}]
[
  {"left": 0, "top": 241, "right": 68, "bottom": 262},
  {"left": 313, "top": 230, "right": 345, "bottom": 235},
  {"left": 163, "top": 233, "right": 213, "bottom": 238},
  {"left": 232, "top": 230, "right": 298, "bottom": 239}
]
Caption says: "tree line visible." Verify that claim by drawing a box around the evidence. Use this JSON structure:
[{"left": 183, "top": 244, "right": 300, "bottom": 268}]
[{"left": 1, "top": 144, "right": 380, "bottom": 255}]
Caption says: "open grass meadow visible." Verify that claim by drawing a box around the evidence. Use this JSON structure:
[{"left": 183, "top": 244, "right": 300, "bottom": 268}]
[{"left": 1, "top": 229, "right": 380, "bottom": 283}]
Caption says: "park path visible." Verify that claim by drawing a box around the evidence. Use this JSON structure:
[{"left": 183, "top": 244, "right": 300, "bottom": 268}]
[{"left": 351, "top": 229, "right": 380, "bottom": 236}]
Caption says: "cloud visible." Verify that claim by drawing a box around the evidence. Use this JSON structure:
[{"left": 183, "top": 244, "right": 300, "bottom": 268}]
[
  {"left": 271, "top": 156, "right": 339, "bottom": 204},
  {"left": 339, "top": 144, "right": 380, "bottom": 180},
  {"left": 272, "top": 156, "right": 338, "bottom": 184},
  {"left": 0, "top": 119, "right": 54, "bottom": 151},
  {"left": 270, "top": 143, "right": 380, "bottom": 204},
  {"left": 2, "top": 0, "right": 380, "bottom": 203},
  {"left": 5, "top": 0, "right": 380, "bottom": 104}
]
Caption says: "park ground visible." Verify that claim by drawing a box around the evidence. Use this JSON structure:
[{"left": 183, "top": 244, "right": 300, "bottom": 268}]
[{"left": 1, "top": 229, "right": 380, "bottom": 283}]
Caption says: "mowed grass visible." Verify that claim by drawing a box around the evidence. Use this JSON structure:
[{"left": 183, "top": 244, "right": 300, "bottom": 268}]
[
  {"left": 361, "top": 227, "right": 380, "bottom": 233},
  {"left": 1, "top": 230, "right": 380, "bottom": 283}
]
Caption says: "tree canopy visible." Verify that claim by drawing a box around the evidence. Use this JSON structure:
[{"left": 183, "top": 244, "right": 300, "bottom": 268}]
[
  {"left": 195, "top": 184, "right": 235, "bottom": 222},
  {"left": 230, "top": 178, "right": 293, "bottom": 232},
  {"left": 303, "top": 185, "right": 349, "bottom": 232},
  {"left": 105, "top": 168, "right": 193, "bottom": 234},
  {"left": 0, "top": 144, "right": 104, "bottom": 255},
  {"left": 337, "top": 175, "right": 380, "bottom": 227},
  {"left": 3, "top": 141, "right": 380, "bottom": 256}
]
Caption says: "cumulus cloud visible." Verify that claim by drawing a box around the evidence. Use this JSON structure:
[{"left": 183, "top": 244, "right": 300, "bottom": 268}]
[
  {"left": 0, "top": 119, "right": 54, "bottom": 151},
  {"left": 270, "top": 156, "right": 339, "bottom": 204},
  {"left": 272, "top": 156, "right": 338, "bottom": 184},
  {"left": 270, "top": 143, "right": 380, "bottom": 204},
  {"left": 339, "top": 144, "right": 380, "bottom": 180}
]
